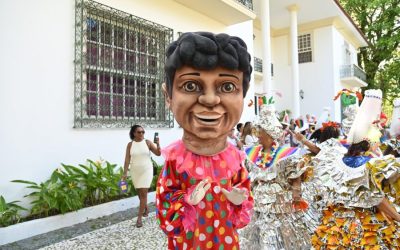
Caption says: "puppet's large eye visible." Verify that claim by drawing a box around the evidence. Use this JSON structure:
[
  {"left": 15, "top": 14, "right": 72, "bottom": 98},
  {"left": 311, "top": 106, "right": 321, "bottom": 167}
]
[
  {"left": 220, "top": 82, "right": 236, "bottom": 93},
  {"left": 183, "top": 81, "right": 201, "bottom": 92}
]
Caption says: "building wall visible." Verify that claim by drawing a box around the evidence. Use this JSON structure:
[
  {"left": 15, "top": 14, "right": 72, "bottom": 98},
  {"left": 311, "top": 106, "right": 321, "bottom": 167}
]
[
  {"left": 271, "top": 25, "right": 341, "bottom": 121},
  {"left": 0, "top": 0, "right": 254, "bottom": 205}
]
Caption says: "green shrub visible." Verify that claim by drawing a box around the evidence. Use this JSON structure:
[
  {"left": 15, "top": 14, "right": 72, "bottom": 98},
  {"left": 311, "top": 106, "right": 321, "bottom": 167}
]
[
  {"left": 0, "top": 196, "right": 26, "bottom": 227},
  {"left": 10, "top": 158, "right": 164, "bottom": 226}
]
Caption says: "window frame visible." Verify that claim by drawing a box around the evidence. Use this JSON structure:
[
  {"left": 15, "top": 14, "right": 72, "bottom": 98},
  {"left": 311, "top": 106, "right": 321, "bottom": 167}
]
[
  {"left": 74, "top": 0, "right": 174, "bottom": 128},
  {"left": 297, "top": 33, "right": 312, "bottom": 64}
]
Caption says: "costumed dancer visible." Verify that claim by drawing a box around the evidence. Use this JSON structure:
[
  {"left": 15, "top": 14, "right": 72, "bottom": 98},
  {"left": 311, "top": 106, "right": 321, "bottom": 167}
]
[
  {"left": 156, "top": 32, "right": 254, "bottom": 250},
  {"left": 370, "top": 97, "right": 400, "bottom": 212},
  {"left": 311, "top": 89, "right": 400, "bottom": 249},
  {"left": 384, "top": 98, "right": 400, "bottom": 157},
  {"left": 240, "top": 103, "right": 314, "bottom": 250}
]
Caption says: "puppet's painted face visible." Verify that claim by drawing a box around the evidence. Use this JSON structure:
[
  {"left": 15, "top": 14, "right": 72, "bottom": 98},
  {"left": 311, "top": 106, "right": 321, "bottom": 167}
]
[{"left": 168, "top": 65, "right": 244, "bottom": 140}]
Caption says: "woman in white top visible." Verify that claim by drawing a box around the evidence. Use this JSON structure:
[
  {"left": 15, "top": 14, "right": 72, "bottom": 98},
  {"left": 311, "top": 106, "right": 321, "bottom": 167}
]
[
  {"left": 241, "top": 122, "right": 258, "bottom": 146},
  {"left": 122, "top": 125, "right": 161, "bottom": 227}
]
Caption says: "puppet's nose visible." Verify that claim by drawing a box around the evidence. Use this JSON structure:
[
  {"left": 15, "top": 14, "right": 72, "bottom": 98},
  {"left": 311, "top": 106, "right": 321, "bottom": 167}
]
[{"left": 198, "top": 91, "right": 221, "bottom": 107}]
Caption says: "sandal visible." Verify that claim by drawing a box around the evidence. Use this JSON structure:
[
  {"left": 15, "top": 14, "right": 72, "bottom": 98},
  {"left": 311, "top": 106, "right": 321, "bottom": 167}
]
[{"left": 136, "top": 220, "right": 143, "bottom": 228}]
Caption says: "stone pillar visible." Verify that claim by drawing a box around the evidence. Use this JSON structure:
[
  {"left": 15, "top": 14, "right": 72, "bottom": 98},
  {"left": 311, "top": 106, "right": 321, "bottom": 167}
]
[
  {"left": 288, "top": 4, "right": 300, "bottom": 118},
  {"left": 261, "top": 0, "right": 272, "bottom": 97}
]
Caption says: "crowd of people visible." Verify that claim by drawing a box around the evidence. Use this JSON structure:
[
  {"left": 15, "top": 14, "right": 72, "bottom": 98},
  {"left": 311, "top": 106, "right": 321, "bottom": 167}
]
[{"left": 121, "top": 32, "right": 400, "bottom": 249}]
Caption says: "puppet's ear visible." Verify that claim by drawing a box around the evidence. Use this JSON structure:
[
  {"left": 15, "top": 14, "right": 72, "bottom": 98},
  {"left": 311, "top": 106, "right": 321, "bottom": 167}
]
[{"left": 162, "top": 83, "right": 171, "bottom": 109}]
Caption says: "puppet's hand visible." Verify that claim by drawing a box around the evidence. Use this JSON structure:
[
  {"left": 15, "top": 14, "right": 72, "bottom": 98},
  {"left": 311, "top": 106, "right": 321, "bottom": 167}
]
[
  {"left": 221, "top": 187, "right": 248, "bottom": 206},
  {"left": 187, "top": 179, "right": 211, "bottom": 206}
]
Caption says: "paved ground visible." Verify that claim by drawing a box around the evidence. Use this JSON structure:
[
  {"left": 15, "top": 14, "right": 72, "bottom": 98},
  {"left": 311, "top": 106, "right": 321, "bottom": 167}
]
[
  {"left": 0, "top": 203, "right": 160, "bottom": 250},
  {"left": 40, "top": 212, "right": 167, "bottom": 250},
  {"left": 1, "top": 202, "right": 249, "bottom": 250}
]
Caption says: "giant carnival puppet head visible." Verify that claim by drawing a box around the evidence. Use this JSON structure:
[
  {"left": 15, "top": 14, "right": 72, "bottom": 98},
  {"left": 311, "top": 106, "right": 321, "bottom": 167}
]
[
  {"left": 163, "top": 32, "right": 252, "bottom": 153},
  {"left": 347, "top": 89, "right": 383, "bottom": 151},
  {"left": 390, "top": 98, "right": 400, "bottom": 139}
]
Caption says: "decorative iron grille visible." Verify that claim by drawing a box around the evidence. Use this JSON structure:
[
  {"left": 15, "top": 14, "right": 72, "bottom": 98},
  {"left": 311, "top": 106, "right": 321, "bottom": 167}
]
[
  {"left": 298, "top": 34, "right": 312, "bottom": 64},
  {"left": 235, "top": 0, "right": 253, "bottom": 11},
  {"left": 74, "top": 0, "right": 174, "bottom": 128}
]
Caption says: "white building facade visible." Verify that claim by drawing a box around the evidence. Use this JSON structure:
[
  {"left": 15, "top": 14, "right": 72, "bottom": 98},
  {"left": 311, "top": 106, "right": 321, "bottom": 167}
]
[{"left": 0, "top": 0, "right": 367, "bottom": 205}]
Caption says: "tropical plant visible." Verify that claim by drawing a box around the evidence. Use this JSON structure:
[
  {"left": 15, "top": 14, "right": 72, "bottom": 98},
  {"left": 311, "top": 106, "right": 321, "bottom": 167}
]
[
  {"left": 12, "top": 168, "right": 86, "bottom": 217},
  {"left": 0, "top": 196, "right": 26, "bottom": 227},
  {"left": 9, "top": 158, "right": 164, "bottom": 226},
  {"left": 150, "top": 159, "right": 164, "bottom": 191},
  {"left": 62, "top": 160, "right": 122, "bottom": 206}
]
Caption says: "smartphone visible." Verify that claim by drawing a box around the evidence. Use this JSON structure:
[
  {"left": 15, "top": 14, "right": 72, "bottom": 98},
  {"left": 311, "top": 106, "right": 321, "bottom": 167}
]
[{"left": 154, "top": 132, "right": 159, "bottom": 143}]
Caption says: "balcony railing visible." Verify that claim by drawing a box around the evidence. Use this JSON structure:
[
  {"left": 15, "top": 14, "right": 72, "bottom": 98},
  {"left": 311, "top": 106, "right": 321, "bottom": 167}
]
[
  {"left": 340, "top": 64, "right": 367, "bottom": 82},
  {"left": 235, "top": 0, "right": 253, "bottom": 11},
  {"left": 254, "top": 57, "right": 273, "bottom": 76}
]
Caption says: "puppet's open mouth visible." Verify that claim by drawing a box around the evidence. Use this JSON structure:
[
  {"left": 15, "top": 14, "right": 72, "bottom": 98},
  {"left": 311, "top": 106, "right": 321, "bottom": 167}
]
[
  {"left": 195, "top": 113, "right": 222, "bottom": 125},
  {"left": 198, "top": 117, "right": 218, "bottom": 122}
]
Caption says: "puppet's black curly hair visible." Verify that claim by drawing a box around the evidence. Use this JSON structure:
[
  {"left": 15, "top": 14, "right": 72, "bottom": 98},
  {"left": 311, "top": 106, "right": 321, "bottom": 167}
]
[{"left": 164, "top": 32, "right": 252, "bottom": 97}]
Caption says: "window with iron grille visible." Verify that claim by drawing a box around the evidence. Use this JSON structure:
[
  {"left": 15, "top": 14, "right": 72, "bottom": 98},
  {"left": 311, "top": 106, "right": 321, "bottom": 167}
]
[
  {"left": 74, "top": 0, "right": 174, "bottom": 128},
  {"left": 298, "top": 34, "right": 312, "bottom": 64}
]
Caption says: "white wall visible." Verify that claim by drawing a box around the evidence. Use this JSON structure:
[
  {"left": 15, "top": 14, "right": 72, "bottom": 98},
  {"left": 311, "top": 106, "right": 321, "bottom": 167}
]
[
  {"left": 226, "top": 21, "right": 256, "bottom": 124},
  {"left": 299, "top": 26, "right": 337, "bottom": 121},
  {"left": 271, "top": 26, "right": 340, "bottom": 121},
  {"left": 0, "top": 0, "right": 254, "bottom": 208}
]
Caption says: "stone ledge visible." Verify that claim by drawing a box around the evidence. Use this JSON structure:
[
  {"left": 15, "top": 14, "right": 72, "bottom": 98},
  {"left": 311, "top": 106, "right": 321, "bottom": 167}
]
[{"left": 0, "top": 192, "right": 156, "bottom": 246}]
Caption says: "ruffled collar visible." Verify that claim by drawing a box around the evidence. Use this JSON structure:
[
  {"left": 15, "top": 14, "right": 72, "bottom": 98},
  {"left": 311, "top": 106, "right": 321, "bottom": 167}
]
[
  {"left": 342, "top": 156, "right": 372, "bottom": 168},
  {"left": 161, "top": 140, "right": 245, "bottom": 181}
]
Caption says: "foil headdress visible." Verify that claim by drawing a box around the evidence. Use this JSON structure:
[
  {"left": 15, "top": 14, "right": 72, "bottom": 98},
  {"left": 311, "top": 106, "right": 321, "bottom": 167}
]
[
  {"left": 316, "top": 107, "right": 331, "bottom": 130},
  {"left": 255, "top": 104, "right": 283, "bottom": 141},
  {"left": 389, "top": 98, "right": 400, "bottom": 137},
  {"left": 347, "top": 89, "right": 382, "bottom": 144}
]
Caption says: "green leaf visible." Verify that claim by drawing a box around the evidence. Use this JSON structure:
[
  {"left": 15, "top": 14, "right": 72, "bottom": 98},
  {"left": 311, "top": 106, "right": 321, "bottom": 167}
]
[{"left": 11, "top": 180, "right": 38, "bottom": 186}]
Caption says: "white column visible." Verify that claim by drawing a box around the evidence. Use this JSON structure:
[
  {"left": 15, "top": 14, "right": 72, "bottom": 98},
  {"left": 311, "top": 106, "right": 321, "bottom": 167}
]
[
  {"left": 261, "top": 0, "right": 272, "bottom": 97},
  {"left": 288, "top": 4, "right": 300, "bottom": 118}
]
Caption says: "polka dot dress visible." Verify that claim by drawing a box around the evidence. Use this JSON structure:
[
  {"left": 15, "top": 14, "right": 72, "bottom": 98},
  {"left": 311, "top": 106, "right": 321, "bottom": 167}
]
[{"left": 156, "top": 141, "right": 253, "bottom": 250}]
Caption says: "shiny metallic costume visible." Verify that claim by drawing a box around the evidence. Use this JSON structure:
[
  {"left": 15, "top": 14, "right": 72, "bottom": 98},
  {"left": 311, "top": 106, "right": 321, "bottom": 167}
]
[{"left": 240, "top": 155, "right": 317, "bottom": 250}]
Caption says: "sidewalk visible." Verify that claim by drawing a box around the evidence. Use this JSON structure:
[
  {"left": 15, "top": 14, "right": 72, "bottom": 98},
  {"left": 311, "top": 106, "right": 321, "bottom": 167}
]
[
  {"left": 0, "top": 203, "right": 160, "bottom": 250},
  {"left": 41, "top": 212, "right": 166, "bottom": 250}
]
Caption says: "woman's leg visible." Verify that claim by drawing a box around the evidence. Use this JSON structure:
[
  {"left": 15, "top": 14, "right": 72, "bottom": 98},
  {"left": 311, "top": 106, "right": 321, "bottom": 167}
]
[
  {"left": 136, "top": 188, "right": 144, "bottom": 227},
  {"left": 142, "top": 188, "right": 149, "bottom": 216}
]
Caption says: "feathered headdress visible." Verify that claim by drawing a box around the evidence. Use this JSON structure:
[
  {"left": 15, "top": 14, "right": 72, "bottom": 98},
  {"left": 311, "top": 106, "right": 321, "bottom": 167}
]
[{"left": 321, "top": 121, "right": 340, "bottom": 131}]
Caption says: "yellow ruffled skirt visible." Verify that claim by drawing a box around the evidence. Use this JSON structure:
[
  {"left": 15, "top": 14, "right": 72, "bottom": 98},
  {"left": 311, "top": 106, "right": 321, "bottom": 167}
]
[{"left": 312, "top": 205, "right": 400, "bottom": 249}]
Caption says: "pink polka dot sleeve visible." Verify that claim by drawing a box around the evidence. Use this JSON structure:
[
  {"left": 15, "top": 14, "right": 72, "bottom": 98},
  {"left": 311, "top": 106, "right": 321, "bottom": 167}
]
[
  {"left": 226, "top": 166, "right": 254, "bottom": 229},
  {"left": 156, "top": 161, "right": 192, "bottom": 237}
]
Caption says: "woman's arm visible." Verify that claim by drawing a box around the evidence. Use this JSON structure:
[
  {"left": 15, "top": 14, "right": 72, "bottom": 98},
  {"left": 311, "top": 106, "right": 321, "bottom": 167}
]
[
  {"left": 293, "top": 132, "right": 320, "bottom": 154},
  {"left": 376, "top": 197, "right": 400, "bottom": 222},
  {"left": 146, "top": 139, "right": 161, "bottom": 156},
  {"left": 122, "top": 142, "right": 131, "bottom": 180}
]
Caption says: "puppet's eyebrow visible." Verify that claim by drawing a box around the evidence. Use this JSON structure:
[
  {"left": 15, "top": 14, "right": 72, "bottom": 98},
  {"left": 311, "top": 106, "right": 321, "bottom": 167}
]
[
  {"left": 179, "top": 72, "right": 200, "bottom": 77},
  {"left": 219, "top": 74, "right": 239, "bottom": 80}
]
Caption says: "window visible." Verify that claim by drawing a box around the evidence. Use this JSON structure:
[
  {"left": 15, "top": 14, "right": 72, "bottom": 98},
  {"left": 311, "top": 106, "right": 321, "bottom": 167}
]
[
  {"left": 298, "top": 34, "right": 312, "bottom": 63},
  {"left": 343, "top": 41, "right": 352, "bottom": 65},
  {"left": 74, "top": 0, "right": 174, "bottom": 128}
]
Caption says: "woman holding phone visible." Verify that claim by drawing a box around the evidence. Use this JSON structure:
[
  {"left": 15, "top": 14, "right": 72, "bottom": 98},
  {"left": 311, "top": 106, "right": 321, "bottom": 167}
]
[{"left": 122, "top": 125, "right": 161, "bottom": 227}]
